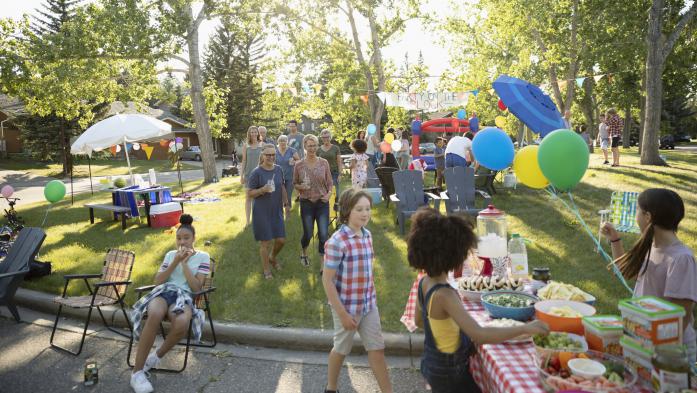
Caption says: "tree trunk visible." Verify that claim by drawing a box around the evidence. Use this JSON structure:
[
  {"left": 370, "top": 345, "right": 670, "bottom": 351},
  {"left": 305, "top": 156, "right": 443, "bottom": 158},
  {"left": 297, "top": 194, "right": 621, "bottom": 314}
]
[
  {"left": 622, "top": 104, "right": 632, "bottom": 148},
  {"left": 516, "top": 120, "right": 525, "bottom": 147},
  {"left": 638, "top": 76, "right": 646, "bottom": 154},
  {"left": 580, "top": 75, "right": 596, "bottom": 153},
  {"left": 640, "top": 0, "right": 666, "bottom": 165},
  {"left": 185, "top": 5, "right": 217, "bottom": 182}
]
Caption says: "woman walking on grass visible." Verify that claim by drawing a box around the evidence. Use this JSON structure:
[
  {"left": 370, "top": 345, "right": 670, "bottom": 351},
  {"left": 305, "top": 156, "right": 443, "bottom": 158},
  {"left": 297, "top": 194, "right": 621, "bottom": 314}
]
[
  {"left": 275, "top": 135, "right": 300, "bottom": 212},
  {"left": 240, "top": 126, "right": 262, "bottom": 226},
  {"left": 317, "top": 129, "right": 343, "bottom": 210}
]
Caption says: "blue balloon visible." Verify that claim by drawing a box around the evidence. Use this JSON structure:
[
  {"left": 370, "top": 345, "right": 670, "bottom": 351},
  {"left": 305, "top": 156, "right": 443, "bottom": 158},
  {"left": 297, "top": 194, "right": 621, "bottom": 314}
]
[
  {"left": 457, "top": 109, "right": 466, "bottom": 120},
  {"left": 471, "top": 127, "right": 514, "bottom": 170},
  {"left": 411, "top": 119, "right": 422, "bottom": 136},
  {"left": 469, "top": 116, "right": 479, "bottom": 133},
  {"left": 367, "top": 124, "right": 377, "bottom": 135}
]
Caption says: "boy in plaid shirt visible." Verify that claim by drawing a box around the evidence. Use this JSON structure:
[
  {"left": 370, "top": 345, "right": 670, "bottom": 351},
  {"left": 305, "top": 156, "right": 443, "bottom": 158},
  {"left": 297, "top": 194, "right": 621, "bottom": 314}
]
[
  {"left": 322, "top": 189, "right": 393, "bottom": 393},
  {"left": 606, "top": 108, "right": 624, "bottom": 167}
]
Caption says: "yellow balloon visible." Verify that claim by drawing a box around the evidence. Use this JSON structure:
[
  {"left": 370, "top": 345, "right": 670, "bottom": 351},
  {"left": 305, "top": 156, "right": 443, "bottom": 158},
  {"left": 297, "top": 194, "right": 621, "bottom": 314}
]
[
  {"left": 495, "top": 116, "right": 507, "bottom": 128},
  {"left": 384, "top": 132, "right": 395, "bottom": 144},
  {"left": 513, "top": 145, "right": 549, "bottom": 189}
]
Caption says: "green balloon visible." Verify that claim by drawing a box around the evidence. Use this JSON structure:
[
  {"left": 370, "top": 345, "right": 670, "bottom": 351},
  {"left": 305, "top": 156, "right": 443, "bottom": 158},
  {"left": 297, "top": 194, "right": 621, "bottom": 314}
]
[
  {"left": 537, "top": 129, "right": 589, "bottom": 191},
  {"left": 44, "top": 180, "right": 66, "bottom": 203}
]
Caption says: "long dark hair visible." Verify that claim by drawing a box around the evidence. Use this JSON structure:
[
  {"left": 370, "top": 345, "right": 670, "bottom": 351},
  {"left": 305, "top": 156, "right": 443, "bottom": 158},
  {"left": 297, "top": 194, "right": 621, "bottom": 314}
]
[{"left": 613, "top": 188, "right": 684, "bottom": 280}]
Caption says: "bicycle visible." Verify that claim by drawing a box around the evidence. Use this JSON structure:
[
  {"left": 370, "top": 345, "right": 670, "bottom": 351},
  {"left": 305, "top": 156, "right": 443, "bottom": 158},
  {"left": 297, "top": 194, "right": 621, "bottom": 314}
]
[{"left": 2, "top": 196, "right": 24, "bottom": 239}]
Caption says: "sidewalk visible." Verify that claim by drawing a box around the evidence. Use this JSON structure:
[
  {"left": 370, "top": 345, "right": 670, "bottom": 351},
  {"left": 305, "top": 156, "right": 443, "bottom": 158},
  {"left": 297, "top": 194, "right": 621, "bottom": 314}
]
[
  {"left": 0, "top": 306, "right": 427, "bottom": 393},
  {"left": 13, "top": 288, "right": 425, "bottom": 357}
]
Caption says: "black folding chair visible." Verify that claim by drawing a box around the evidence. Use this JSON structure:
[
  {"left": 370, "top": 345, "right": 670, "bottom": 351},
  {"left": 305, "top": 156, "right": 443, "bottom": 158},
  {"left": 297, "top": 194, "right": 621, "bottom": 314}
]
[{"left": 127, "top": 258, "right": 217, "bottom": 373}]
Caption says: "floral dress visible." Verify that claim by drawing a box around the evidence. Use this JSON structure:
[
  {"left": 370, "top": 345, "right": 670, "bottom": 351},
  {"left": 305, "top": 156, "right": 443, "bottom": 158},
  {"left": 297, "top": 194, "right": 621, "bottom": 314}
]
[{"left": 351, "top": 153, "right": 369, "bottom": 188}]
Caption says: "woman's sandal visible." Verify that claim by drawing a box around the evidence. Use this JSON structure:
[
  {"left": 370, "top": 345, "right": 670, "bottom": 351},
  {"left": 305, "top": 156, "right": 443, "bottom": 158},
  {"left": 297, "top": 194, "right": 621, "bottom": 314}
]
[
  {"left": 270, "top": 257, "right": 282, "bottom": 271},
  {"left": 263, "top": 271, "right": 273, "bottom": 280},
  {"left": 300, "top": 255, "right": 310, "bottom": 267}
]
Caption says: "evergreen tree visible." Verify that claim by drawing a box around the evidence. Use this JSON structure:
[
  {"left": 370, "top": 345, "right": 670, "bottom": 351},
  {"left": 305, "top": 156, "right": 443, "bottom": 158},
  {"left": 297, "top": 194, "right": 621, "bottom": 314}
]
[
  {"left": 31, "top": 0, "right": 82, "bottom": 35},
  {"left": 203, "top": 16, "right": 265, "bottom": 140}
]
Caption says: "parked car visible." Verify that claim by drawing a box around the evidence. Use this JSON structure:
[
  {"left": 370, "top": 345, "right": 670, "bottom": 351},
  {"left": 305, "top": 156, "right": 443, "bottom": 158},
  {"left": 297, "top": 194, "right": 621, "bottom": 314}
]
[
  {"left": 419, "top": 142, "right": 436, "bottom": 155},
  {"left": 659, "top": 135, "right": 675, "bottom": 150},
  {"left": 180, "top": 146, "right": 202, "bottom": 161},
  {"left": 674, "top": 133, "right": 691, "bottom": 143}
]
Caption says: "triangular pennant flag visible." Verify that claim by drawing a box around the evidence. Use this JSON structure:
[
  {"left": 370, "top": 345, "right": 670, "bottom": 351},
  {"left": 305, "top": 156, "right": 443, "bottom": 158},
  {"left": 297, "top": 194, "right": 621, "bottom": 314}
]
[
  {"left": 274, "top": 87, "right": 283, "bottom": 96},
  {"left": 328, "top": 88, "right": 336, "bottom": 97},
  {"left": 607, "top": 74, "right": 614, "bottom": 83},
  {"left": 126, "top": 143, "right": 133, "bottom": 151},
  {"left": 360, "top": 95, "right": 369, "bottom": 104},
  {"left": 575, "top": 77, "right": 586, "bottom": 88},
  {"left": 377, "top": 92, "right": 388, "bottom": 101},
  {"left": 302, "top": 83, "right": 311, "bottom": 94},
  {"left": 261, "top": 81, "right": 268, "bottom": 91},
  {"left": 488, "top": 89, "right": 495, "bottom": 95},
  {"left": 539, "top": 83, "right": 549, "bottom": 90},
  {"left": 143, "top": 145, "right": 154, "bottom": 160},
  {"left": 289, "top": 87, "right": 298, "bottom": 97},
  {"left": 471, "top": 89, "right": 479, "bottom": 97},
  {"left": 313, "top": 84, "right": 322, "bottom": 94},
  {"left": 593, "top": 74, "right": 604, "bottom": 82},
  {"left": 557, "top": 80, "right": 568, "bottom": 89},
  {"left": 343, "top": 93, "right": 350, "bottom": 103}
]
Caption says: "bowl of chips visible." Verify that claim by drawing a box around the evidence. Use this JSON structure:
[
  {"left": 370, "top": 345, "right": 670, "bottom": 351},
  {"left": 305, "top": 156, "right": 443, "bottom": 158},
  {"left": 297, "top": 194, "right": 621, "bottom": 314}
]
[
  {"left": 535, "top": 300, "right": 596, "bottom": 335},
  {"left": 537, "top": 282, "right": 596, "bottom": 305}
]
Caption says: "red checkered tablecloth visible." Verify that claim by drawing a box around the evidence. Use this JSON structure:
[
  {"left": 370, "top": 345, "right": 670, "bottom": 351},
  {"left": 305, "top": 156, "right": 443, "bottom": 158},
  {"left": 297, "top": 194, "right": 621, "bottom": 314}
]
[{"left": 401, "top": 275, "right": 545, "bottom": 393}]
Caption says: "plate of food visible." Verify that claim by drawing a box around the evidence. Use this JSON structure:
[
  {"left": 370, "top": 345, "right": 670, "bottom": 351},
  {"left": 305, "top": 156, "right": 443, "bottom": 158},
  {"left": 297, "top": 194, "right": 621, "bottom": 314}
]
[
  {"left": 483, "top": 318, "right": 532, "bottom": 343},
  {"left": 533, "top": 331, "right": 588, "bottom": 358},
  {"left": 537, "top": 281, "right": 596, "bottom": 305},
  {"left": 537, "top": 350, "right": 636, "bottom": 393},
  {"left": 458, "top": 276, "right": 525, "bottom": 301}
]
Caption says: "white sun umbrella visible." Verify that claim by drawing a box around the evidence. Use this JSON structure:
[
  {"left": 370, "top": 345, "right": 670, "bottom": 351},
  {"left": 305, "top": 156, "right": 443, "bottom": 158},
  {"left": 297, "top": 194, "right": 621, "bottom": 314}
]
[{"left": 71, "top": 114, "right": 172, "bottom": 184}]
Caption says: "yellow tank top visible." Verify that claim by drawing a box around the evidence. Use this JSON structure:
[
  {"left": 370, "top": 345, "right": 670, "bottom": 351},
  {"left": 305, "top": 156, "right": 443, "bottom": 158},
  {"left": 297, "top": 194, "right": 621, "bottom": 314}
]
[{"left": 427, "top": 293, "right": 461, "bottom": 353}]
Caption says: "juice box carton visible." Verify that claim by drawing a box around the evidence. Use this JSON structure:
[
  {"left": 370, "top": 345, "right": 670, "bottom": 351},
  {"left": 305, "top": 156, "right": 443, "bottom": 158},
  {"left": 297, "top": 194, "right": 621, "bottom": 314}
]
[
  {"left": 620, "top": 334, "right": 654, "bottom": 388},
  {"left": 618, "top": 296, "right": 684, "bottom": 349},
  {"left": 582, "top": 315, "right": 623, "bottom": 356}
]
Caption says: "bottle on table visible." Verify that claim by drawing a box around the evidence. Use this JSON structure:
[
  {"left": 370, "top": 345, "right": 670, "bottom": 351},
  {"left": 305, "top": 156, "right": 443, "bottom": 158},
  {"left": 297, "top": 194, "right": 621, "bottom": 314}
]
[{"left": 508, "top": 233, "right": 528, "bottom": 280}]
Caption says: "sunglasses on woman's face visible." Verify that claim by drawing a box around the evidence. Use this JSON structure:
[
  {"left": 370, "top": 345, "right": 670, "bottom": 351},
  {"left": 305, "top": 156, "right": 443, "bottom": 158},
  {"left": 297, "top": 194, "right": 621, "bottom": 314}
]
[{"left": 264, "top": 153, "right": 276, "bottom": 157}]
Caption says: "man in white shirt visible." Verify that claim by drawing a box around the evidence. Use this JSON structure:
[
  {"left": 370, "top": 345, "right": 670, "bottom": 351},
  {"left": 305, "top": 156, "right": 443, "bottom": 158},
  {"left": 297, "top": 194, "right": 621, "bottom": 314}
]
[
  {"left": 596, "top": 114, "right": 610, "bottom": 165},
  {"left": 444, "top": 135, "right": 472, "bottom": 168}
]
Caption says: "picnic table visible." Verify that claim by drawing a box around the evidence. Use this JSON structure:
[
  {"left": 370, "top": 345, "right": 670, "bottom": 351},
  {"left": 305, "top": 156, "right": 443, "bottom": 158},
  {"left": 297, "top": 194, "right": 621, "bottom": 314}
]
[
  {"left": 402, "top": 276, "right": 545, "bottom": 393},
  {"left": 111, "top": 186, "right": 172, "bottom": 227}
]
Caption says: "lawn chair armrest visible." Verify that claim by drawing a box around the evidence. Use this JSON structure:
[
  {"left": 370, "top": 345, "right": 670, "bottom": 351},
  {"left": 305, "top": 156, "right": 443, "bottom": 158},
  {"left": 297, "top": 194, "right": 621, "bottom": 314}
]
[
  {"left": 439, "top": 191, "right": 449, "bottom": 200},
  {"left": 425, "top": 192, "right": 440, "bottom": 200},
  {"left": 135, "top": 285, "right": 157, "bottom": 294},
  {"left": 93, "top": 280, "right": 132, "bottom": 288},
  {"left": 0, "top": 269, "right": 29, "bottom": 279},
  {"left": 63, "top": 273, "right": 102, "bottom": 281},
  {"left": 192, "top": 286, "right": 217, "bottom": 296},
  {"left": 389, "top": 194, "right": 399, "bottom": 202}
]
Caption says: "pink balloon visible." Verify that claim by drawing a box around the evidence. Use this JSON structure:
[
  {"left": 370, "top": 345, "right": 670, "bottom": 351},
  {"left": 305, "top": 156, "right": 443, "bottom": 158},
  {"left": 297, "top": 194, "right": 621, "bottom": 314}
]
[{"left": 1, "top": 185, "right": 14, "bottom": 198}]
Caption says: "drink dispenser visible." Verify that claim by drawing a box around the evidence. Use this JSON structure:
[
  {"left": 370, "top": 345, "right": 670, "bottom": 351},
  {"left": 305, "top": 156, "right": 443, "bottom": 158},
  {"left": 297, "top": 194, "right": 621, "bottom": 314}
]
[{"left": 476, "top": 205, "right": 508, "bottom": 277}]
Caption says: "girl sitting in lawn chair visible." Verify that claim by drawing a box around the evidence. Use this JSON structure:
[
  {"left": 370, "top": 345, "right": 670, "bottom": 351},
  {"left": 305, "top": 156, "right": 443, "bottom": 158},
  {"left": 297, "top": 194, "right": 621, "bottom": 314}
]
[{"left": 129, "top": 214, "right": 211, "bottom": 393}]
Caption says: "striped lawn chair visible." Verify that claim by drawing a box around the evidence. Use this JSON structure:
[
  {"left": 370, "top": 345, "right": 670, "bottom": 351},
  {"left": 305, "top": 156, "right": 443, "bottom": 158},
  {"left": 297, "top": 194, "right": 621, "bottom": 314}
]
[
  {"left": 598, "top": 192, "right": 640, "bottom": 252},
  {"left": 50, "top": 249, "right": 135, "bottom": 355}
]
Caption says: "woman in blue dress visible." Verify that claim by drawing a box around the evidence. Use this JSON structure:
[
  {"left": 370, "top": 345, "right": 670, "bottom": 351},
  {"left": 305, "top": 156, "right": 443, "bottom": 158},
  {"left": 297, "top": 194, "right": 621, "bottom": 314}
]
[{"left": 275, "top": 135, "right": 300, "bottom": 214}]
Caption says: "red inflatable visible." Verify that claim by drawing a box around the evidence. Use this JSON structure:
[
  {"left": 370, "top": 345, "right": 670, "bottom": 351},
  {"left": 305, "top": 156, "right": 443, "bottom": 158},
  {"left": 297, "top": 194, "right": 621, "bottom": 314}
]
[{"left": 411, "top": 118, "right": 470, "bottom": 157}]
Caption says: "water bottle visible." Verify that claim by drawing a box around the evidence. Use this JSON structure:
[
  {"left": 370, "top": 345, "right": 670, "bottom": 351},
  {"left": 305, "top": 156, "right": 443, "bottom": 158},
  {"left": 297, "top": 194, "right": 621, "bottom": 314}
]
[{"left": 508, "top": 234, "right": 528, "bottom": 279}]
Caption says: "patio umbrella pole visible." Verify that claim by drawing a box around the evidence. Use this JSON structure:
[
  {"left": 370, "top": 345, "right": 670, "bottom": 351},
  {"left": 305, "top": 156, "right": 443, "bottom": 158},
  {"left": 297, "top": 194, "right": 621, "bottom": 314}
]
[
  {"left": 88, "top": 155, "right": 93, "bottom": 195},
  {"left": 123, "top": 140, "right": 134, "bottom": 186},
  {"left": 174, "top": 142, "right": 183, "bottom": 194},
  {"left": 70, "top": 160, "right": 74, "bottom": 206}
]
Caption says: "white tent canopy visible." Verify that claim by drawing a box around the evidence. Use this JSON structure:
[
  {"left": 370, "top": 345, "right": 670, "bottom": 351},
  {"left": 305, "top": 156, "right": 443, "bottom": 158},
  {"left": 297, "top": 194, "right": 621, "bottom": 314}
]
[{"left": 70, "top": 114, "right": 172, "bottom": 156}]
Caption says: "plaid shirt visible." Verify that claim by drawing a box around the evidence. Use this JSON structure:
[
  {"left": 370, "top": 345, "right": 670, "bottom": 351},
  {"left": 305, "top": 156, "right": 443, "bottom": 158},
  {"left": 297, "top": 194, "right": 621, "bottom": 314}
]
[
  {"left": 324, "top": 225, "right": 377, "bottom": 316},
  {"left": 607, "top": 114, "right": 624, "bottom": 137}
]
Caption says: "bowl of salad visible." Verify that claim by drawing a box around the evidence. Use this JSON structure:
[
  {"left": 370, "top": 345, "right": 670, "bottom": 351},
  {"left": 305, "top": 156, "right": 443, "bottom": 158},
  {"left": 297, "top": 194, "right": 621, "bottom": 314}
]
[{"left": 481, "top": 290, "right": 539, "bottom": 321}]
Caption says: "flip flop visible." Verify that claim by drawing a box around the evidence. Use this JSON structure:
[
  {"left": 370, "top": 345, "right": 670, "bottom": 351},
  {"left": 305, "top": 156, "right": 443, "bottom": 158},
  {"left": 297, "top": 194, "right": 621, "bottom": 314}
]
[
  {"left": 270, "top": 257, "right": 282, "bottom": 271},
  {"left": 300, "top": 255, "right": 310, "bottom": 267},
  {"left": 263, "top": 271, "right": 273, "bottom": 280}
]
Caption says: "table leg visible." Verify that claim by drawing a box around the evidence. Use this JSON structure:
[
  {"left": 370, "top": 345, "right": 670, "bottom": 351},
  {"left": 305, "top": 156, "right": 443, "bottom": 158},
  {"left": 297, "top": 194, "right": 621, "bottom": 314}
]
[
  {"left": 89, "top": 208, "right": 94, "bottom": 224},
  {"left": 121, "top": 213, "right": 127, "bottom": 231},
  {"left": 144, "top": 194, "right": 152, "bottom": 227}
]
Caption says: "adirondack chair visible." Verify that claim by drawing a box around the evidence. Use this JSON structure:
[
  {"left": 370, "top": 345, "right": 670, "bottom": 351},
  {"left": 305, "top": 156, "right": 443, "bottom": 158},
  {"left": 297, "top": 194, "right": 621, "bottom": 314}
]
[
  {"left": 375, "top": 166, "right": 399, "bottom": 207},
  {"left": 366, "top": 160, "right": 380, "bottom": 188},
  {"left": 440, "top": 166, "right": 491, "bottom": 215},
  {"left": 0, "top": 227, "right": 46, "bottom": 322},
  {"left": 390, "top": 170, "right": 440, "bottom": 235},
  {"left": 475, "top": 167, "right": 498, "bottom": 196}
]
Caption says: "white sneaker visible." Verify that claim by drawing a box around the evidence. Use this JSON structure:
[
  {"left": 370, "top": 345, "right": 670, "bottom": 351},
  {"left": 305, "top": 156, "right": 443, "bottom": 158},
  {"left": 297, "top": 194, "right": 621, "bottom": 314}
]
[
  {"left": 143, "top": 351, "right": 161, "bottom": 372},
  {"left": 130, "top": 370, "right": 154, "bottom": 393}
]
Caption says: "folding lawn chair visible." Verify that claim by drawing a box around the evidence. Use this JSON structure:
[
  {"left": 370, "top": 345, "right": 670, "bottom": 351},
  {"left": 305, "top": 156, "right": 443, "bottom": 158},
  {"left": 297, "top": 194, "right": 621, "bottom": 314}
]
[
  {"left": 597, "top": 191, "right": 640, "bottom": 252},
  {"left": 127, "top": 258, "right": 217, "bottom": 373},
  {"left": 50, "top": 249, "right": 135, "bottom": 355},
  {"left": 440, "top": 166, "right": 491, "bottom": 216}
]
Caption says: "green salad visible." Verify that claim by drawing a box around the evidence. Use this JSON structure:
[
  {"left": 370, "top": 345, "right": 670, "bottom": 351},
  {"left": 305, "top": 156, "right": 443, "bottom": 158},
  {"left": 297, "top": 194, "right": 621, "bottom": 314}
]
[{"left": 485, "top": 293, "right": 535, "bottom": 308}]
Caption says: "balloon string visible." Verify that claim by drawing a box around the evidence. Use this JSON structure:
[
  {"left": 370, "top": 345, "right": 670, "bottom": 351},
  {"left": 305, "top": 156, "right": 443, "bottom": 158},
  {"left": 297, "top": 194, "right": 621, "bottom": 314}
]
[
  {"left": 41, "top": 205, "right": 51, "bottom": 227},
  {"left": 544, "top": 188, "right": 633, "bottom": 294}
]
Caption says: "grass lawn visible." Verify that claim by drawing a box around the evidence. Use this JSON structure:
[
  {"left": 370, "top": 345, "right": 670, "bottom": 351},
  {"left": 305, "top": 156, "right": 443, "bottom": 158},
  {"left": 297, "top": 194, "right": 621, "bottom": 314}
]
[
  {"left": 11, "top": 147, "right": 697, "bottom": 332},
  {"left": 0, "top": 158, "right": 198, "bottom": 178}
]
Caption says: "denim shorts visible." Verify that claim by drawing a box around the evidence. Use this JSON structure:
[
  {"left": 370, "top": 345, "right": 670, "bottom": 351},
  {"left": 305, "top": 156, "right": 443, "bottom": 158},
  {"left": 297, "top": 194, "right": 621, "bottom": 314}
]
[{"left": 157, "top": 290, "right": 178, "bottom": 307}]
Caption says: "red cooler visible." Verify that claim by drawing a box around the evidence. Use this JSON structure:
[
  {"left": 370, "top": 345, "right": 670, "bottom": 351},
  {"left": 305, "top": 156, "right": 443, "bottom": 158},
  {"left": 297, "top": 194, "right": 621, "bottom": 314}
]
[{"left": 150, "top": 202, "right": 182, "bottom": 228}]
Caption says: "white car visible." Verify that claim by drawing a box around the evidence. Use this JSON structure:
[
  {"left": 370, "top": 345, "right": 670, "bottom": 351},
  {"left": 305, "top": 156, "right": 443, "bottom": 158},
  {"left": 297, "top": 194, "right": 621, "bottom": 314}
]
[{"left": 180, "top": 146, "right": 202, "bottom": 161}]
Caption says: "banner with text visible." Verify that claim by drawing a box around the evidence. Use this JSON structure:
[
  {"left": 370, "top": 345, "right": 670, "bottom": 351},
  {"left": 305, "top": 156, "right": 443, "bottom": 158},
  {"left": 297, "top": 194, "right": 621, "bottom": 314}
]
[{"left": 377, "top": 91, "right": 471, "bottom": 111}]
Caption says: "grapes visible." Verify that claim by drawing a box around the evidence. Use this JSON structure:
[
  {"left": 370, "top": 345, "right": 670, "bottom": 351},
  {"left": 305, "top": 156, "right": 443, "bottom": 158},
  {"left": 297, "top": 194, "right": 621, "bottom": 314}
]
[{"left": 533, "top": 332, "right": 583, "bottom": 350}]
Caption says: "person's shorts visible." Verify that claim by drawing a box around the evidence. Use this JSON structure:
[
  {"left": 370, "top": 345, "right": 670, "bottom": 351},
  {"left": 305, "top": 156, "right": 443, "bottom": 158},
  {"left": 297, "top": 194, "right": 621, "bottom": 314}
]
[
  {"left": 611, "top": 136, "right": 621, "bottom": 148},
  {"left": 330, "top": 306, "right": 385, "bottom": 355},
  {"left": 157, "top": 290, "right": 179, "bottom": 307},
  {"left": 445, "top": 153, "right": 469, "bottom": 168},
  {"left": 600, "top": 138, "right": 609, "bottom": 149}
]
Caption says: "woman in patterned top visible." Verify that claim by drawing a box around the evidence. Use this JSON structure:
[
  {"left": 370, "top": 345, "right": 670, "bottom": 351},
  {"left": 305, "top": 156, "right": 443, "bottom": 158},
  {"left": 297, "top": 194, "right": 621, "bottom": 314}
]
[{"left": 130, "top": 214, "right": 210, "bottom": 393}]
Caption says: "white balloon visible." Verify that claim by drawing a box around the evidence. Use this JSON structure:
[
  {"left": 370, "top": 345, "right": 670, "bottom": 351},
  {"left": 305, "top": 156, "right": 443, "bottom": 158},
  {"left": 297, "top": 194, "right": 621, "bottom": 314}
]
[
  {"left": 176, "top": 142, "right": 184, "bottom": 150},
  {"left": 391, "top": 140, "right": 402, "bottom": 152}
]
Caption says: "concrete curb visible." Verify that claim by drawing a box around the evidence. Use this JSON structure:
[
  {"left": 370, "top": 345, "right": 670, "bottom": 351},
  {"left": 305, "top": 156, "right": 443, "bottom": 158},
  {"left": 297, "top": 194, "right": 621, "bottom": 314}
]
[{"left": 14, "top": 288, "right": 424, "bottom": 356}]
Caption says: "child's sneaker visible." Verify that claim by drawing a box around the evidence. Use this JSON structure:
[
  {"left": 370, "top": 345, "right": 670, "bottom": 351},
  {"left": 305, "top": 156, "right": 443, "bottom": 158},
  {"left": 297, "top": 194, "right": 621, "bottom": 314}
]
[
  {"left": 143, "top": 351, "right": 161, "bottom": 372},
  {"left": 130, "top": 370, "right": 154, "bottom": 393}
]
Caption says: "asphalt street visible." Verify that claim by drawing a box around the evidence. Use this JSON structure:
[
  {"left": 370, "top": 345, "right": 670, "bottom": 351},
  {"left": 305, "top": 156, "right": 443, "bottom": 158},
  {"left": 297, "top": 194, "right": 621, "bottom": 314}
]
[{"left": 0, "top": 307, "right": 428, "bottom": 393}]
